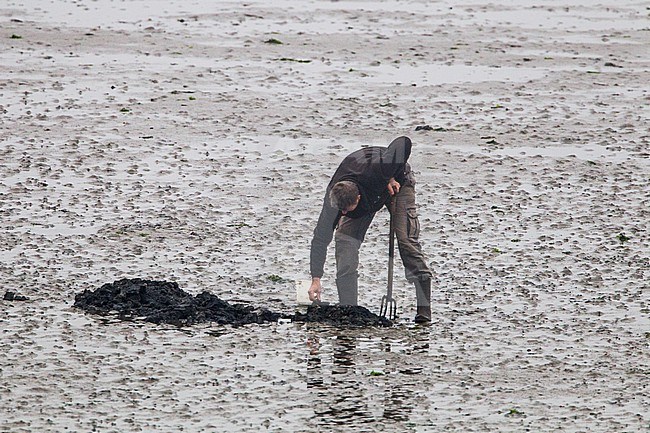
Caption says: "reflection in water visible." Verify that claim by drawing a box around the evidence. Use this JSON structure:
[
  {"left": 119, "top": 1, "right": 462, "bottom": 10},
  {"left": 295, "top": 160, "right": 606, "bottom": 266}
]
[
  {"left": 313, "top": 335, "right": 375, "bottom": 427},
  {"left": 332, "top": 335, "right": 356, "bottom": 371},
  {"left": 383, "top": 388, "right": 411, "bottom": 422},
  {"left": 303, "top": 327, "right": 431, "bottom": 430},
  {"left": 306, "top": 336, "right": 323, "bottom": 388}
]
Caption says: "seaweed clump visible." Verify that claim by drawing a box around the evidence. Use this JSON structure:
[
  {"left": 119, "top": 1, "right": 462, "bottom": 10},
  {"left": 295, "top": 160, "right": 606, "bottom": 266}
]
[
  {"left": 74, "top": 278, "right": 281, "bottom": 326},
  {"left": 293, "top": 304, "right": 392, "bottom": 327},
  {"left": 75, "top": 278, "right": 392, "bottom": 327}
]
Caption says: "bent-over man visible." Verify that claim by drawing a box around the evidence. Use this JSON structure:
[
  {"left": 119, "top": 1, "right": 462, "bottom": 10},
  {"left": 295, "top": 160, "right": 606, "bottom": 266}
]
[{"left": 308, "top": 136, "right": 433, "bottom": 322}]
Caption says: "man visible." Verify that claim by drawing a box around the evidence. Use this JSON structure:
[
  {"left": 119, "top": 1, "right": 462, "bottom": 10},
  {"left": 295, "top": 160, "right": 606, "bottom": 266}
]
[{"left": 308, "top": 136, "right": 433, "bottom": 322}]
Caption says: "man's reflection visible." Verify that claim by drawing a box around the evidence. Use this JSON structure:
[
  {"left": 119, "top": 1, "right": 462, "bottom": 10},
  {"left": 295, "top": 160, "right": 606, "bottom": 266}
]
[{"left": 303, "top": 329, "right": 429, "bottom": 429}]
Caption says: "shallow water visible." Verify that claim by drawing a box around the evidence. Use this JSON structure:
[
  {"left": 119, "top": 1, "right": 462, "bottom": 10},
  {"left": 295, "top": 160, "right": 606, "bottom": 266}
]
[{"left": 4, "top": 297, "right": 647, "bottom": 432}]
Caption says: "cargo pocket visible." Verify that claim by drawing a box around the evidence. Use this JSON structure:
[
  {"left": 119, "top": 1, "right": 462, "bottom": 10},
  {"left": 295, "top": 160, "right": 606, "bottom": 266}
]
[{"left": 406, "top": 207, "right": 420, "bottom": 239}]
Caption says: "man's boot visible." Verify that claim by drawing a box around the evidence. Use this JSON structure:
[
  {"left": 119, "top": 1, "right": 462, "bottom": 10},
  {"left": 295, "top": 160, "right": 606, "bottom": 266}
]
[
  {"left": 336, "top": 275, "right": 358, "bottom": 306},
  {"left": 414, "top": 278, "right": 431, "bottom": 323}
]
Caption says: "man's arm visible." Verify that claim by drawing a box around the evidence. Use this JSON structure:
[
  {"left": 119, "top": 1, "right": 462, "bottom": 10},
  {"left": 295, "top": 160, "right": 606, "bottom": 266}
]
[{"left": 309, "top": 192, "right": 341, "bottom": 286}]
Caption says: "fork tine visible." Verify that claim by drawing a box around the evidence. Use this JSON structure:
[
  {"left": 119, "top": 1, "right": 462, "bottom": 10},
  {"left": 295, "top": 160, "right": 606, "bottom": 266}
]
[
  {"left": 389, "top": 299, "right": 397, "bottom": 320},
  {"left": 380, "top": 295, "right": 397, "bottom": 320}
]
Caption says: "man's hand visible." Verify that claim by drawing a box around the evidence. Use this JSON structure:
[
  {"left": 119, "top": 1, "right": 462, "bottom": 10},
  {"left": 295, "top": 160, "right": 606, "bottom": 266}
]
[
  {"left": 308, "top": 277, "right": 322, "bottom": 302},
  {"left": 387, "top": 177, "right": 401, "bottom": 196}
]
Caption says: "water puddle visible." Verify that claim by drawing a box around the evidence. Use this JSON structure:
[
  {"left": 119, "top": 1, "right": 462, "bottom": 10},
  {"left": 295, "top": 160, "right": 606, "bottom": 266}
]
[
  {"left": 441, "top": 142, "right": 637, "bottom": 164},
  {"left": 360, "top": 63, "right": 547, "bottom": 86},
  {"left": 464, "top": 6, "right": 648, "bottom": 32},
  {"left": 498, "top": 144, "right": 633, "bottom": 161}
]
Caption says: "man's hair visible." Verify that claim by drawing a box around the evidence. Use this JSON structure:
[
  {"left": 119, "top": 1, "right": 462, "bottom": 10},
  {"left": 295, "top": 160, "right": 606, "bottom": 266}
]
[{"left": 329, "top": 181, "right": 359, "bottom": 210}]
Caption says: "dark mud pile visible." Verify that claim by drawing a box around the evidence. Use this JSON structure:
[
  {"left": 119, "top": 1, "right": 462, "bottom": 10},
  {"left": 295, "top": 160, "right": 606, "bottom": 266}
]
[
  {"left": 74, "top": 278, "right": 282, "bottom": 326},
  {"left": 293, "top": 304, "right": 392, "bottom": 327},
  {"left": 74, "top": 279, "right": 392, "bottom": 327}
]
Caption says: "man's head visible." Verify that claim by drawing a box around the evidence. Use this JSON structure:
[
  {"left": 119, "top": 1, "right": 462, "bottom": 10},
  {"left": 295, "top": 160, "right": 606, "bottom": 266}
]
[{"left": 330, "top": 181, "right": 361, "bottom": 214}]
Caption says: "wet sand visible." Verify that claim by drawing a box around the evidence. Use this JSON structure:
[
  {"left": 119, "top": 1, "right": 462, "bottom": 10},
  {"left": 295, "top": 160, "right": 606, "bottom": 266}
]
[{"left": 1, "top": 0, "right": 648, "bottom": 431}]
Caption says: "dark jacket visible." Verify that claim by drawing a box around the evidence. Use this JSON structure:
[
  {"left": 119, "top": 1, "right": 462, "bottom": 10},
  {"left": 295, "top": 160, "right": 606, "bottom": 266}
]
[{"left": 309, "top": 136, "right": 412, "bottom": 278}]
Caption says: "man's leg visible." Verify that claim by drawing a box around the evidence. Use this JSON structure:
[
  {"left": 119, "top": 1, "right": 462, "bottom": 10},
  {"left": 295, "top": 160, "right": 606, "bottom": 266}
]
[
  {"left": 335, "top": 213, "right": 374, "bottom": 305},
  {"left": 392, "top": 181, "right": 433, "bottom": 322}
]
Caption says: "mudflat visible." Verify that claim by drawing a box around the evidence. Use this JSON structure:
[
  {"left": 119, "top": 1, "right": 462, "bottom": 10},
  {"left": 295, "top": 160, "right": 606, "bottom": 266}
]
[{"left": 1, "top": 1, "right": 648, "bottom": 432}]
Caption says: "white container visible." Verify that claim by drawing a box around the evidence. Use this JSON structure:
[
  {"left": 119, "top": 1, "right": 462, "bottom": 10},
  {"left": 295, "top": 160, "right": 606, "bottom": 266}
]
[{"left": 295, "top": 279, "right": 312, "bottom": 305}]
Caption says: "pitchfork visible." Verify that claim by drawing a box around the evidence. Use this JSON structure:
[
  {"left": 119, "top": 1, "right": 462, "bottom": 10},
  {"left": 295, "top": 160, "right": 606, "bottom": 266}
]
[{"left": 379, "top": 197, "right": 397, "bottom": 320}]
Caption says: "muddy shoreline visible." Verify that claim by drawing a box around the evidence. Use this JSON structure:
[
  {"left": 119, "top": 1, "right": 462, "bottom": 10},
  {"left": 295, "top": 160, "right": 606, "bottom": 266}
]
[{"left": 1, "top": 0, "right": 648, "bottom": 431}]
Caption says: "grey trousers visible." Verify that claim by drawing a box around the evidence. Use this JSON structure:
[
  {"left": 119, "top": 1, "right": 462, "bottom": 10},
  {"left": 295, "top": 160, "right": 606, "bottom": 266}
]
[{"left": 334, "top": 172, "right": 432, "bottom": 305}]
